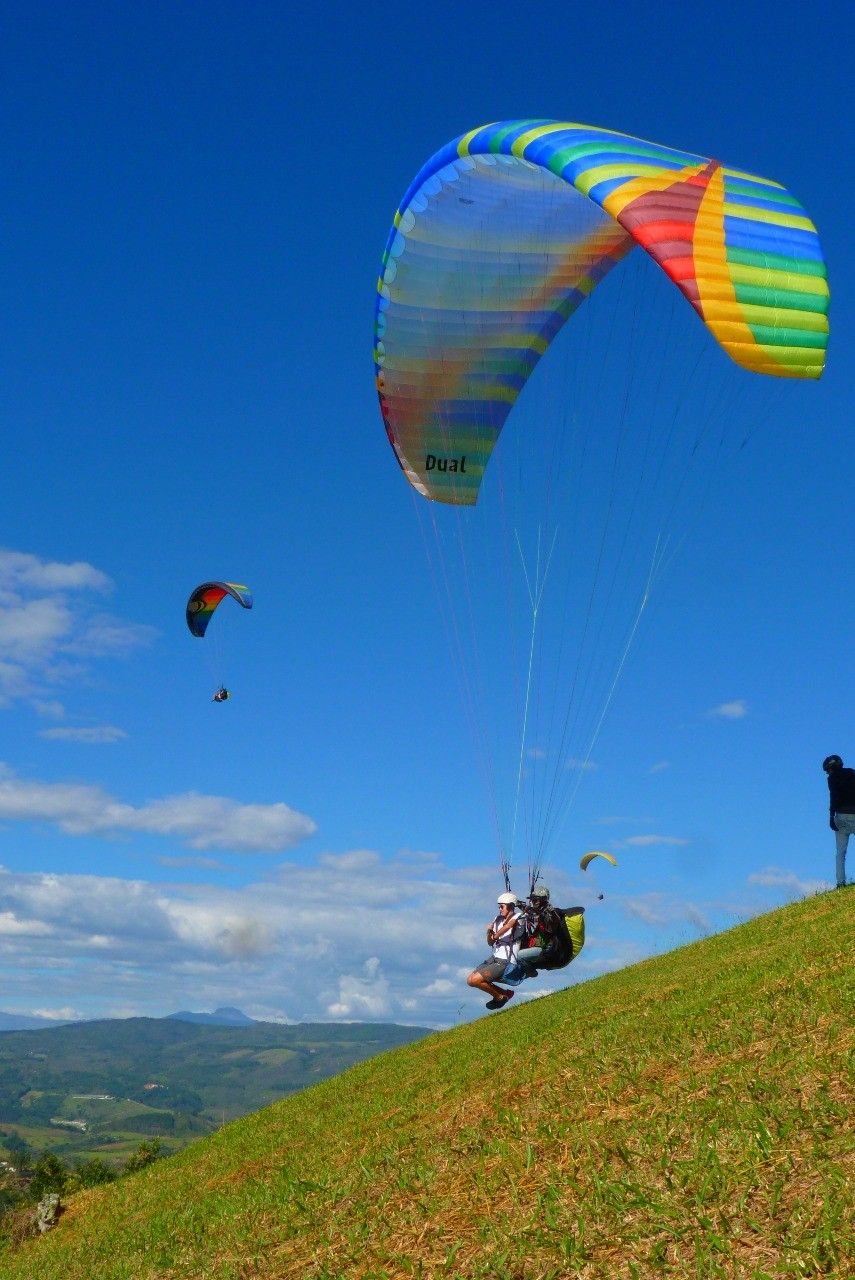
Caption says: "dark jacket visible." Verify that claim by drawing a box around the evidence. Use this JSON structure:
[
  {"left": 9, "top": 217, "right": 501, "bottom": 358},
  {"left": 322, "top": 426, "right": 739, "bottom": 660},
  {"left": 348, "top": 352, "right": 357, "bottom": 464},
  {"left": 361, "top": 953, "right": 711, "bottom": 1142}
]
[
  {"left": 529, "top": 905, "right": 583, "bottom": 971},
  {"left": 828, "top": 766, "right": 855, "bottom": 827}
]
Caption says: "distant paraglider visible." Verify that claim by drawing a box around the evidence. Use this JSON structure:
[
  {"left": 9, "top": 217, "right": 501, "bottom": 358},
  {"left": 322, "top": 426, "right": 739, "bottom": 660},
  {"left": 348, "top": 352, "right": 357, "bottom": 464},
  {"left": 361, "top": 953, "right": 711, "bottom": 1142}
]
[
  {"left": 186, "top": 582, "right": 253, "bottom": 637},
  {"left": 579, "top": 850, "right": 618, "bottom": 872},
  {"left": 186, "top": 581, "right": 253, "bottom": 701}
]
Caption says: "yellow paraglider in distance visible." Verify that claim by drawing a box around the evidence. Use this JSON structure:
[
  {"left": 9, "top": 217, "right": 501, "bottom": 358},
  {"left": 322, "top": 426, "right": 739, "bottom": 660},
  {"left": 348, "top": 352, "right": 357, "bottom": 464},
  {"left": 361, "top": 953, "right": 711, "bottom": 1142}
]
[{"left": 579, "top": 850, "right": 618, "bottom": 872}]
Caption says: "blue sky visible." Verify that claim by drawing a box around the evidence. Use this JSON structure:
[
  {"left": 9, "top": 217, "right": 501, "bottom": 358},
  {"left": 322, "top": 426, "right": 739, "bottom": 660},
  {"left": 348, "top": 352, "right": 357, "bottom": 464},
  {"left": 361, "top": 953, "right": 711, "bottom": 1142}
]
[{"left": 0, "top": 0, "right": 851, "bottom": 1027}]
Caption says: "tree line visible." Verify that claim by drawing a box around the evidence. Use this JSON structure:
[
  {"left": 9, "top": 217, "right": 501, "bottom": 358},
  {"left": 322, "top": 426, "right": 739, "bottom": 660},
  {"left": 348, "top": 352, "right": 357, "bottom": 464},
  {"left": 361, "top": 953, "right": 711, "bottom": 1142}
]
[{"left": 0, "top": 1134, "right": 163, "bottom": 1243}]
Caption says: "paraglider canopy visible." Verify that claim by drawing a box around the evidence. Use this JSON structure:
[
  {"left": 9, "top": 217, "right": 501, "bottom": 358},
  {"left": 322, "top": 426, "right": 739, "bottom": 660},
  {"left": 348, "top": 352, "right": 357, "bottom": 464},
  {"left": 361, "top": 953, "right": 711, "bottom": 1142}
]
[
  {"left": 580, "top": 851, "right": 618, "bottom": 872},
  {"left": 373, "top": 119, "right": 829, "bottom": 899},
  {"left": 186, "top": 582, "right": 253, "bottom": 638},
  {"left": 375, "top": 119, "right": 828, "bottom": 508}
]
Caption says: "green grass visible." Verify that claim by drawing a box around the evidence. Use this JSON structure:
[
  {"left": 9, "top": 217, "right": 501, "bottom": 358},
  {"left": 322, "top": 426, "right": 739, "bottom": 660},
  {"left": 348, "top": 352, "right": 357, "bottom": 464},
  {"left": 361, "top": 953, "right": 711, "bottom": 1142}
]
[
  {"left": 0, "top": 1123, "right": 71, "bottom": 1152},
  {"left": 3, "top": 890, "right": 852, "bottom": 1279}
]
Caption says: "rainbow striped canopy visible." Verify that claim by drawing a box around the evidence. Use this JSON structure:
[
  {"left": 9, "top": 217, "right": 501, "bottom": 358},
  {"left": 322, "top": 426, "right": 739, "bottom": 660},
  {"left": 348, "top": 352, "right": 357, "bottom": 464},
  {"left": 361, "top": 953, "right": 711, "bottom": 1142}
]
[
  {"left": 186, "top": 582, "right": 253, "bottom": 638},
  {"left": 374, "top": 120, "right": 829, "bottom": 506}
]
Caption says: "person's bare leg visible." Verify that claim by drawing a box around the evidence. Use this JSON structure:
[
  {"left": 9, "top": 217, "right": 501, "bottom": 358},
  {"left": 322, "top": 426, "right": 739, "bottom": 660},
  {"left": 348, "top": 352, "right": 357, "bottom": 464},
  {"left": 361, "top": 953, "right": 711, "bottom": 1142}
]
[{"left": 467, "top": 970, "right": 509, "bottom": 1000}]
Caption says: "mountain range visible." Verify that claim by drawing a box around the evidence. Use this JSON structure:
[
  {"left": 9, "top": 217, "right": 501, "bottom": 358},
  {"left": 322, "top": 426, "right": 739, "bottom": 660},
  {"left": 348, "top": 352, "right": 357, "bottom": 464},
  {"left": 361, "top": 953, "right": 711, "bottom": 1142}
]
[{"left": 1, "top": 1006, "right": 261, "bottom": 1032}]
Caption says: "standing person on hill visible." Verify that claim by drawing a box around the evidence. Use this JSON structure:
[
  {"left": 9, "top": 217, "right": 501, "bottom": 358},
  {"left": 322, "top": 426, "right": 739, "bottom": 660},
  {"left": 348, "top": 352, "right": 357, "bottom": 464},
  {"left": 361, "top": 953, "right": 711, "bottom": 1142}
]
[
  {"left": 467, "top": 892, "right": 525, "bottom": 1011},
  {"left": 822, "top": 754, "right": 855, "bottom": 889}
]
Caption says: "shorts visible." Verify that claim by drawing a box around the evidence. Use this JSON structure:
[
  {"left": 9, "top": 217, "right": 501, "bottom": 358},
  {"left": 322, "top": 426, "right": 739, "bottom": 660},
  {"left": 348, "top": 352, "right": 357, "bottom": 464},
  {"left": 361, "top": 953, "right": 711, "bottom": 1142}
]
[{"left": 475, "top": 956, "right": 509, "bottom": 982}]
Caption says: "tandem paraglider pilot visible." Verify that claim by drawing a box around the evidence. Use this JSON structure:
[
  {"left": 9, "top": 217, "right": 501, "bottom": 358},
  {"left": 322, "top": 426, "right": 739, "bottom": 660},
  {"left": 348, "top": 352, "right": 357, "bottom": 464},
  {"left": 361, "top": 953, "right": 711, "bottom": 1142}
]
[
  {"left": 822, "top": 754, "right": 855, "bottom": 889},
  {"left": 467, "top": 892, "right": 525, "bottom": 1011}
]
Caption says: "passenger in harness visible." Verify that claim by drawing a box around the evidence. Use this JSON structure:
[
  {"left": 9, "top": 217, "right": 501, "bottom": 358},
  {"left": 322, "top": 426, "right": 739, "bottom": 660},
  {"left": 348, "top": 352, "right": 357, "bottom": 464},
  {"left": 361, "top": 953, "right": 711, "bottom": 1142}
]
[
  {"left": 466, "top": 891, "right": 526, "bottom": 1011},
  {"left": 502, "top": 884, "right": 586, "bottom": 983}
]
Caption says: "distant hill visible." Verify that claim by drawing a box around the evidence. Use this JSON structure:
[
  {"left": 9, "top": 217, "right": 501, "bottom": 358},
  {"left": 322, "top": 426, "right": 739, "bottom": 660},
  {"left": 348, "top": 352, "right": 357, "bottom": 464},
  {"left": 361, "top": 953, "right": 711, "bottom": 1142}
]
[
  {"left": 2, "top": 888, "right": 850, "bottom": 1280},
  {"left": 0, "top": 1016, "right": 431, "bottom": 1167},
  {"left": 166, "top": 1007, "right": 257, "bottom": 1026},
  {"left": 0, "top": 1012, "right": 74, "bottom": 1032},
  {"left": 0, "top": 1007, "right": 259, "bottom": 1032},
  {"left": 1, "top": 1007, "right": 265, "bottom": 1032}
]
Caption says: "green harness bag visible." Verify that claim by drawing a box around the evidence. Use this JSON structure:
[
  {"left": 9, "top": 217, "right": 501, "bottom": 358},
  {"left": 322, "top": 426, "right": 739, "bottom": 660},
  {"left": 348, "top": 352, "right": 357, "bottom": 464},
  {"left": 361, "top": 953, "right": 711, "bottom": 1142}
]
[
  {"left": 564, "top": 907, "right": 585, "bottom": 962},
  {"left": 537, "top": 906, "right": 585, "bottom": 971}
]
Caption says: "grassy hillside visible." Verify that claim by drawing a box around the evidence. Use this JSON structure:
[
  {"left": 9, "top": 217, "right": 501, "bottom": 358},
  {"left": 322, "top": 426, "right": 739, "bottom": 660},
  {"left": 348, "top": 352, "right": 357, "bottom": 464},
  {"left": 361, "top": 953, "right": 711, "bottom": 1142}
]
[{"left": 3, "top": 890, "right": 852, "bottom": 1280}]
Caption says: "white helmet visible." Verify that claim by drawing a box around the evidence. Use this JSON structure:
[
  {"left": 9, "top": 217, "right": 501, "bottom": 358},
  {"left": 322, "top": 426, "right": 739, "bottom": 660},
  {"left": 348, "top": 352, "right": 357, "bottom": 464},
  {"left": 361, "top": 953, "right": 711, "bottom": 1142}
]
[{"left": 497, "top": 891, "right": 517, "bottom": 905}]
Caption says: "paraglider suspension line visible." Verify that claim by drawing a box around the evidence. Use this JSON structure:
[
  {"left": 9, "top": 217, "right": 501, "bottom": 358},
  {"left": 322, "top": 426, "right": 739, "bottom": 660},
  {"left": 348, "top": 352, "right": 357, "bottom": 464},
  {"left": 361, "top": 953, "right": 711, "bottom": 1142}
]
[{"left": 509, "top": 525, "right": 557, "bottom": 881}]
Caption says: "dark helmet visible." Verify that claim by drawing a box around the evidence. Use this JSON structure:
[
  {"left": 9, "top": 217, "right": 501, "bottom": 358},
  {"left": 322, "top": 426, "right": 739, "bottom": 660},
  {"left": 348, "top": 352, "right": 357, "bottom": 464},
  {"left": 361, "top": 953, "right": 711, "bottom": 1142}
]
[
  {"left": 822, "top": 755, "right": 843, "bottom": 772},
  {"left": 529, "top": 885, "right": 550, "bottom": 901}
]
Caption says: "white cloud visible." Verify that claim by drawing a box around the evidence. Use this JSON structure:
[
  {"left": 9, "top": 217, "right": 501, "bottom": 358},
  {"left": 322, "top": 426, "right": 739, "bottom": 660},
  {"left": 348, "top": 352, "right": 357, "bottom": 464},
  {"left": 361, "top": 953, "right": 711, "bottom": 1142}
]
[
  {"left": 565, "top": 758, "right": 598, "bottom": 771},
  {"left": 624, "top": 899, "right": 668, "bottom": 925},
  {"left": 161, "top": 901, "right": 273, "bottom": 958},
  {"left": 0, "top": 910, "right": 54, "bottom": 936},
  {"left": 686, "top": 905, "right": 711, "bottom": 932},
  {"left": 394, "top": 848, "right": 442, "bottom": 868},
  {"left": 747, "top": 867, "right": 830, "bottom": 895},
  {"left": 623, "top": 893, "right": 709, "bottom": 931},
  {"left": 707, "top": 700, "right": 748, "bottom": 719},
  {"left": 0, "top": 548, "right": 155, "bottom": 712},
  {"left": 66, "top": 615, "right": 155, "bottom": 657},
  {"left": 318, "top": 850, "right": 381, "bottom": 872},
  {"left": 0, "top": 846, "right": 824, "bottom": 1028},
  {"left": 39, "top": 726, "right": 127, "bottom": 744},
  {"left": 0, "top": 550, "right": 111, "bottom": 594},
  {"left": 0, "top": 764, "right": 316, "bottom": 852},
  {"left": 124, "top": 794, "right": 316, "bottom": 852},
  {"left": 326, "top": 957, "right": 391, "bottom": 1018},
  {"left": 419, "top": 978, "right": 456, "bottom": 996},
  {"left": 32, "top": 700, "right": 66, "bottom": 719},
  {"left": 0, "top": 855, "right": 511, "bottom": 1025},
  {"left": 648, "top": 761, "right": 670, "bottom": 774},
  {"left": 0, "top": 598, "right": 73, "bottom": 661}
]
